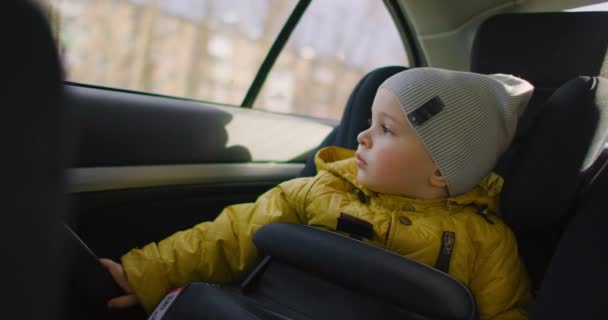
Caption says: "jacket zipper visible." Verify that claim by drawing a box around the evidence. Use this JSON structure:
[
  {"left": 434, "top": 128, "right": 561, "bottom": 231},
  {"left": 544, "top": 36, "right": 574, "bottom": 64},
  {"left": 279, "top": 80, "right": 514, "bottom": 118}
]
[{"left": 385, "top": 219, "right": 393, "bottom": 247}]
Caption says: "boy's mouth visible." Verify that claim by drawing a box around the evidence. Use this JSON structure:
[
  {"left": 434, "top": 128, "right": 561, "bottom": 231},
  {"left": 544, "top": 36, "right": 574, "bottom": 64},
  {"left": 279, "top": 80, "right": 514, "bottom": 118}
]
[{"left": 355, "top": 153, "right": 367, "bottom": 167}]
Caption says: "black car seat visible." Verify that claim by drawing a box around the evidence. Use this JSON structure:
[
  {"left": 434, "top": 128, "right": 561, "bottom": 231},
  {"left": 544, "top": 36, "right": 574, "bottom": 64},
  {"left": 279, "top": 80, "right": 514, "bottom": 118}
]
[
  {"left": 531, "top": 81, "right": 608, "bottom": 318},
  {"left": 471, "top": 12, "right": 608, "bottom": 109},
  {"left": 470, "top": 12, "right": 608, "bottom": 294},
  {"left": 494, "top": 76, "right": 608, "bottom": 294},
  {"left": 470, "top": 12, "right": 608, "bottom": 320},
  {"left": 1, "top": 1, "right": 70, "bottom": 319}
]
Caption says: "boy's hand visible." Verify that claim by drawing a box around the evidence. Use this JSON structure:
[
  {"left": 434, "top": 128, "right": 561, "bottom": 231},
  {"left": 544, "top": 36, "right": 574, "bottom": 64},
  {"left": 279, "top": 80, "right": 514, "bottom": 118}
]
[{"left": 99, "top": 258, "right": 139, "bottom": 308}]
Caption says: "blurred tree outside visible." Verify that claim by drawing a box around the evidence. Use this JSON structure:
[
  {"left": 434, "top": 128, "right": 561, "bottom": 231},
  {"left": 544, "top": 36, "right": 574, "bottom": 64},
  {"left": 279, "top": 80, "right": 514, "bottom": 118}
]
[{"left": 43, "top": 0, "right": 408, "bottom": 120}]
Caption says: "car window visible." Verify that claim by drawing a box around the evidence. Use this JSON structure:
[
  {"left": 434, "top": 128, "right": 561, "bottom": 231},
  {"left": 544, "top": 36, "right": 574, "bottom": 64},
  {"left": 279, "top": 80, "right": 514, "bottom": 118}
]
[
  {"left": 567, "top": 1, "right": 608, "bottom": 11},
  {"left": 44, "top": 0, "right": 296, "bottom": 106},
  {"left": 253, "top": 0, "right": 409, "bottom": 120}
]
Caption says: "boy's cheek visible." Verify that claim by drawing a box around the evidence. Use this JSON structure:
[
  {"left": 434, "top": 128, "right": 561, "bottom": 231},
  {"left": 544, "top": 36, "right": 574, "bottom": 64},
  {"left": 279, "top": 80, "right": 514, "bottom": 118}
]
[{"left": 375, "top": 150, "right": 405, "bottom": 174}]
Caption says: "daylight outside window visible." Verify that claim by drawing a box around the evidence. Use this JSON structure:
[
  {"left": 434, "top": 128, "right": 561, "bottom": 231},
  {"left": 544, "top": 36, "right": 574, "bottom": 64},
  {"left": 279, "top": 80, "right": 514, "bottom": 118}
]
[
  {"left": 42, "top": 0, "right": 408, "bottom": 120},
  {"left": 254, "top": 0, "right": 409, "bottom": 119},
  {"left": 43, "top": 0, "right": 296, "bottom": 106}
]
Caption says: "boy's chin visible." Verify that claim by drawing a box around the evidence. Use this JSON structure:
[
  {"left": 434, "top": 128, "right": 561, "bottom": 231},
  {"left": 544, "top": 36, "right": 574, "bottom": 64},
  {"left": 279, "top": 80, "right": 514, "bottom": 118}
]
[
  {"left": 356, "top": 175, "right": 405, "bottom": 195},
  {"left": 355, "top": 173, "right": 368, "bottom": 186},
  {"left": 356, "top": 174, "right": 377, "bottom": 191}
]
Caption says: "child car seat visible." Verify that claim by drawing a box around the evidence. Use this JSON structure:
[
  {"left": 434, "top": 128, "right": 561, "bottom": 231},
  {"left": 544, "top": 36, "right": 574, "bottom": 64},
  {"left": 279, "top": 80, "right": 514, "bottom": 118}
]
[
  {"left": 470, "top": 12, "right": 608, "bottom": 294},
  {"left": 531, "top": 92, "right": 608, "bottom": 319}
]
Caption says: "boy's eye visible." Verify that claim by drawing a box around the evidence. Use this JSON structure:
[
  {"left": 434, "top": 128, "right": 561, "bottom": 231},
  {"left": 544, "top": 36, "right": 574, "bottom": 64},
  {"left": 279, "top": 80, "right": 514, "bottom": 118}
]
[{"left": 368, "top": 118, "right": 391, "bottom": 134}]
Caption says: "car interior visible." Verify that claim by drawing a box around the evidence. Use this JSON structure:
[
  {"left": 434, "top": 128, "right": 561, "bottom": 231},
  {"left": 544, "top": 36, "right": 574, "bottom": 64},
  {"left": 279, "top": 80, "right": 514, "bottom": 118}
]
[{"left": 4, "top": 0, "right": 608, "bottom": 319}]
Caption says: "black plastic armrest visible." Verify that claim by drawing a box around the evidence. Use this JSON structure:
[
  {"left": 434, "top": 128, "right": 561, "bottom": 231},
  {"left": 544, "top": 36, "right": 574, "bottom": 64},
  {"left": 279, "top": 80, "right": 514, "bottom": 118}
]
[{"left": 253, "top": 223, "right": 477, "bottom": 320}]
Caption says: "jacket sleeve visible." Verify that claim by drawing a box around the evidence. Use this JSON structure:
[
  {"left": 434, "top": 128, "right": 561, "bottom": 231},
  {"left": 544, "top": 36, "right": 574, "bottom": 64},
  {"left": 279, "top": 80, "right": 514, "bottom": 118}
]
[
  {"left": 121, "top": 176, "right": 315, "bottom": 313},
  {"left": 469, "top": 222, "right": 533, "bottom": 320}
]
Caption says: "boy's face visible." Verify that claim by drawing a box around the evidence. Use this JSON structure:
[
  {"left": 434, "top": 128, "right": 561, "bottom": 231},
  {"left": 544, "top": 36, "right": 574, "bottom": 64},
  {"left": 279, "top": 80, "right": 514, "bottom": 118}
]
[{"left": 356, "top": 89, "right": 445, "bottom": 198}]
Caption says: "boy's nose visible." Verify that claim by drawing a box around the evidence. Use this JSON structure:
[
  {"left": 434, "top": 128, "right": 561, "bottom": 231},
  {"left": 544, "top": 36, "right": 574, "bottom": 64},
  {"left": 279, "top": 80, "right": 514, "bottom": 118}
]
[{"left": 357, "top": 129, "right": 371, "bottom": 148}]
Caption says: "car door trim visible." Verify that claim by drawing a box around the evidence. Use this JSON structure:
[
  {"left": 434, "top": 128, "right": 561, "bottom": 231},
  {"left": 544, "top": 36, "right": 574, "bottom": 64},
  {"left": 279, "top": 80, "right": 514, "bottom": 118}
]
[{"left": 68, "top": 163, "right": 304, "bottom": 193}]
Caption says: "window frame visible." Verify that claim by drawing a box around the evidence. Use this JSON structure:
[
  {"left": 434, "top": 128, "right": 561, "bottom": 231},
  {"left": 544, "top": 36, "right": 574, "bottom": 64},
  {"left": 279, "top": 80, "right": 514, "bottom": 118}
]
[{"left": 384, "top": 0, "right": 425, "bottom": 67}]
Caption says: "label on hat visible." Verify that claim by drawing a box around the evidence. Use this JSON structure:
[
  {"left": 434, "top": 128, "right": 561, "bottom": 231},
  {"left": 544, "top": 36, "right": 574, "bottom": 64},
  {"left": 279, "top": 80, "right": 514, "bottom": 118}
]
[{"left": 408, "top": 96, "right": 445, "bottom": 127}]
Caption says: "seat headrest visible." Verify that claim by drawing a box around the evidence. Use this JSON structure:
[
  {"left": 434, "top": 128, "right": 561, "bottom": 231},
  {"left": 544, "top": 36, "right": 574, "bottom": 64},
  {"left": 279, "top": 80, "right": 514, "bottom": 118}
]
[
  {"left": 499, "top": 77, "right": 608, "bottom": 227},
  {"left": 471, "top": 12, "right": 608, "bottom": 90},
  {"left": 582, "top": 77, "right": 608, "bottom": 171}
]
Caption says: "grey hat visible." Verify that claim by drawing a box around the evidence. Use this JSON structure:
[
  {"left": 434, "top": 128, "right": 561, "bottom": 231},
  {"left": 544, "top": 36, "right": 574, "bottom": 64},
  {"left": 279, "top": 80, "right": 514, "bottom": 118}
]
[{"left": 379, "top": 67, "right": 534, "bottom": 196}]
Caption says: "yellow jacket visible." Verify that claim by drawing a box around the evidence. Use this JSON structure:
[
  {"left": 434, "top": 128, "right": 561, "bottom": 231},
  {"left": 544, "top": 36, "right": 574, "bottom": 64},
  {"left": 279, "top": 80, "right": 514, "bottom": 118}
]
[{"left": 122, "top": 147, "right": 531, "bottom": 318}]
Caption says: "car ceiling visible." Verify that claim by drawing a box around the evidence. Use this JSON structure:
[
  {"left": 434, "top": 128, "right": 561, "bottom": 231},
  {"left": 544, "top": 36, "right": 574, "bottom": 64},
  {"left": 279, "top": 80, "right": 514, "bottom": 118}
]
[{"left": 398, "top": 0, "right": 607, "bottom": 70}]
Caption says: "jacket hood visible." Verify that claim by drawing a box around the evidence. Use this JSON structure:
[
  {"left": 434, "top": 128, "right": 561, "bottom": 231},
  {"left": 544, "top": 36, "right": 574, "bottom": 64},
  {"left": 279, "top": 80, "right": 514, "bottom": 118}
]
[{"left": 314, "top": 146, "right": 503, "bottom": 214}]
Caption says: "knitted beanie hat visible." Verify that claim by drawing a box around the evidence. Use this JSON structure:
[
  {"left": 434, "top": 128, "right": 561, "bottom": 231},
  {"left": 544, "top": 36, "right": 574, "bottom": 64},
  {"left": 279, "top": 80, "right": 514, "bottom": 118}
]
[{"left": 379, "top": 67, "right": 534, "bottom": 196}]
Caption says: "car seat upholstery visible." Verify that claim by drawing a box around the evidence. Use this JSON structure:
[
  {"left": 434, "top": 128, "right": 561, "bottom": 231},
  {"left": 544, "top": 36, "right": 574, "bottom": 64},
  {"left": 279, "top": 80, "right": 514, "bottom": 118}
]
[
  {"left": 1, "top": 1, "right": 70, "bottom": 319},
  {"left": 528, "top": 77, "right": 608, "bottom": 319},
  {"left": 471, "top": 12, "right": 608, "bottom": 113},
  {"left": 494, "top": 76, "right": 607, "bottom": 292},
  {"left": 472, "top": 12, "right": 608, "bottom": 177},
  {"left": 470, "top": 12, "right": 608, "bottom": 296}
]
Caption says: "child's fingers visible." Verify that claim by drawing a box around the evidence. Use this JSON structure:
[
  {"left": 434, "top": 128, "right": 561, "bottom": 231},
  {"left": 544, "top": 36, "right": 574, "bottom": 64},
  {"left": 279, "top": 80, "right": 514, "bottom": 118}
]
[
  {"left": 99, "top": 258, "right": 133, "bottom": 293},
  {"left": 108, "top": 294, "right": 139, "bottom": 308},
  {"left": 99, "top": 259, "right": 140, "bottom": 309},
  {"left": 99, "top": 258, "right": 116, "bottom": 272}
]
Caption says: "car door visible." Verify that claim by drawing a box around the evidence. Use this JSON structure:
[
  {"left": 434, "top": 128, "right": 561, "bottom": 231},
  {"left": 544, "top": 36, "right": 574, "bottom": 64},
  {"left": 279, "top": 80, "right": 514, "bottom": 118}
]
[
  {"left": 48, "top": 0, "right": 411, "bottom": 260},
  {"left": 45, "top": 7, "right": 412, "bottom": 318}
]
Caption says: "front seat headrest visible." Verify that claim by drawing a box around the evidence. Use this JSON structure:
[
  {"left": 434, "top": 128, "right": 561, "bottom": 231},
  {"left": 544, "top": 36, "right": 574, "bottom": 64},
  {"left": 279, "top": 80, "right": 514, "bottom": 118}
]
[
  {"left": 471, "top": 12, "right": 608, "bottom": 110},
  {"left": 472, "top": 12, "right": 608, "bottom": 86}
]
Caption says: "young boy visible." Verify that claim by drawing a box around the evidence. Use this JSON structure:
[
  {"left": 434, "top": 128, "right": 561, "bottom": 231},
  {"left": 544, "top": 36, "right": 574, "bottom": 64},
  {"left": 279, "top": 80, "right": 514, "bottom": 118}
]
[{"left": 101, "top": 68, "right": 534, "bottom": 319}]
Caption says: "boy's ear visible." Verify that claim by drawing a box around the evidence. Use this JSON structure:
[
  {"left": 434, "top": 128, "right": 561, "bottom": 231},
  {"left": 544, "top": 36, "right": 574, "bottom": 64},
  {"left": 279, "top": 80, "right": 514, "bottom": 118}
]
[{"left": 429, "top": 169, "right": 448, "bottom": 188}]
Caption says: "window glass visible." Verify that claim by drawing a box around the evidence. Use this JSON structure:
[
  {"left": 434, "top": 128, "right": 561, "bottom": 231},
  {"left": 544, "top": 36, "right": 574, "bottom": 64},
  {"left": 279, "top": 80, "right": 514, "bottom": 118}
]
[
  {"left": 567, "top": 2, "right": 608, "bottom": 11},
  {"left": 254, "top": 0, "right": 409, "bottom": 120},
  {"left": 43, "top": 0, "right": 296, "bottom": 105}
]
